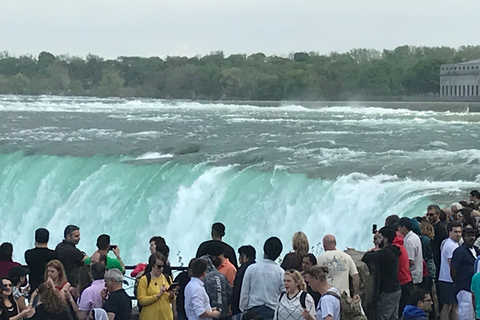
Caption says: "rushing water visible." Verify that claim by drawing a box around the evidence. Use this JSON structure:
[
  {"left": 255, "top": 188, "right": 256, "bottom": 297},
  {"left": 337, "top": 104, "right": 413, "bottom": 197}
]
[{"left": 0, "top": 95, "right": 479, "bottom": 265}]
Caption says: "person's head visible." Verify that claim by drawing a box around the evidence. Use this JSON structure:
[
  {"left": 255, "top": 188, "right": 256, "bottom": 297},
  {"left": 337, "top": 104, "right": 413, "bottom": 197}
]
[
  {"left": 242, "top": 311, "right": 264, "bottom": 320},
  {"left": 409, "top": 289, "right": 432, "bottom": 312},
  {"left": 64, "top": 225, "right": 80, "bottom": 245},
  {"left": 385, "top": 215, "right": 400, "bottom": 227},
  {"left": 35, "top": 228, "right": 50, "bottom": 245},
  {"left": 238, "top": 245, "right": 256, "bottom": 265},
  {"left": 263, "top": 237, "right": 283, "bottom": 261},
  {"left": 1, "top": 278, "right": 13, "bottom": 298},
  {"left": 451, "top": 203, "right": 462, "bottom": 216},
  {"left": 104, "top": 269, "right": 123, "bottom": 293},
  {"left": 45, "top": 259, "right": 67, "bottom": 284},
  {"left": 463, "top": 228, "right": 477, "bottom": 248},
  {"left": 304, "top": 266, "right": 329, "bottom": 293},
  {"left": 458, "top": 208, "right": 476, "bottom": 229},
  {"left": 439, "top": 210, "right": 447, "bottom": 222},
  {"left": 90, "top": 262, "right": 106, "bottom": 281},
  {"left": 37, "top": 282, "right": 67, "bottom": 314},
  {"left": 426, "top": 205, "right": 441, "bottom": 224},
  {"left": 149, "top": 236, "right": 166, "bottom": 255},
  {"left": 376, "top": 227, "right": 396, "bottom": 248},
  {"left": 147, "top": 252, "right": 166, "bottom": 277},
  {"left": 292, "top": 232, "right": 309, "bottom": 257},
  {"left": 396, "top": 217, "right": 413, "bottom": 236},
  {"left": 460, "top": 200, "right": 469, "bottom": 207},
  {"left": 447, "top": 221, "right": 462, "bottom": 242},
  {"left": 322, "top": 234, "right": 336, "bottom": 251},
  {"left": 190, "top": 258, "right": 208, "bottom": 278},
  {"left": 96, "top": 234, "right": 110, "bottom": 251},
  {"left": 211, "top": 222, "right": 226, "bottom": 240},
  {"left": 205, "top": 241, "right": 224, "bottom": 267},
  {"left": 7, "top": 266, "right": 26, "bottom": 287},
  {"left": 155, "top": 243, "right": 170, "bottom": 259},
  {"left": 470, "top": 190, "right": 480, "bottom": 202},
  {"left": 420, "top": 220, "right": 434, "bottom": 240},
  {"left": 284, "top": 269, "right": 306, "bottom": 293},
  {"left": 0, "top": 243, "right": 13, "bottom": 262},
  {"left": 302, "top": 253, "right": 317, "bottom": 272}
]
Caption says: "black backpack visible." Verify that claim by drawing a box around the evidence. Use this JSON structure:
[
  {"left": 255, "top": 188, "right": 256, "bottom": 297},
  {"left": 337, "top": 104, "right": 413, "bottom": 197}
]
[{"left": 279, "top": 291, "right": 310, "bottom": 309}]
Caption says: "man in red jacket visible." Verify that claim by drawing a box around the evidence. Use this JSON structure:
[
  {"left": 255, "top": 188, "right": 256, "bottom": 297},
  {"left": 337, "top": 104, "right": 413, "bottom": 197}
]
[{"left": 385, "top": 215, "right": 413, "bottom": 317}]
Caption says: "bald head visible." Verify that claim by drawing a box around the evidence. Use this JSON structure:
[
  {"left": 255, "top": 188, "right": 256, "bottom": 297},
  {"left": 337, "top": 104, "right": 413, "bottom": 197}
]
[{"left": 323, "top": 234, "right": 336, "bottom": 251}]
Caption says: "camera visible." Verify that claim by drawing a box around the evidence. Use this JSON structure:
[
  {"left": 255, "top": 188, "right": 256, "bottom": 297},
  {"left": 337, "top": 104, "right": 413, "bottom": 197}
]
[
  {"left": 109, "top": 245, "right": 117, "bottom": 251},
  {"left": 372, "top": 224, "right": 377, "bottom": 234}
]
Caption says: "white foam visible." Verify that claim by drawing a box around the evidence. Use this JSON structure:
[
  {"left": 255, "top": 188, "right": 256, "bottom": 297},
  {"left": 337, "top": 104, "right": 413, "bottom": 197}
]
[{"left": 136, "top": 152, "right": 174, "bottom": 160}]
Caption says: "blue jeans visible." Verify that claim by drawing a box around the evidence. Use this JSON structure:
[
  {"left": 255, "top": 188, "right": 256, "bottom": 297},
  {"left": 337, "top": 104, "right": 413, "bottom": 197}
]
[{"left": 247, "top": 305, "right": 275, "bottom": 320}]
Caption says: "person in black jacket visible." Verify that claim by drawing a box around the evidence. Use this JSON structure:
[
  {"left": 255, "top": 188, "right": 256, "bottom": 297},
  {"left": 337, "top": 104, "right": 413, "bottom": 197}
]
[
  {"left": 362, "top": 227, "right": 401, "bottom": 320},
  {"left": 232, "top": 245, "right": 256, "bottom": 320}
]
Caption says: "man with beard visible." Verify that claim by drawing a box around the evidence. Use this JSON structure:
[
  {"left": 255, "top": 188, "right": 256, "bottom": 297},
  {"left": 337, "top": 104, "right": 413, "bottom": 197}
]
[
  {"left": 426, "top": 205, "right": 448, "bottom": 279},
  {"left": 451, "top": 228, "right": 480, "bottom": 320},
  {"left": 362, "top": 227, "right": 401, "bottom": 320}
]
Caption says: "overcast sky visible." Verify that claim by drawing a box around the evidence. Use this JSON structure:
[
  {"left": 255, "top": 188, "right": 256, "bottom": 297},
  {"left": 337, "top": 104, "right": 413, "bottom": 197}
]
[{"left": 1, "top": 0, "right": 479, "bottom": 59}]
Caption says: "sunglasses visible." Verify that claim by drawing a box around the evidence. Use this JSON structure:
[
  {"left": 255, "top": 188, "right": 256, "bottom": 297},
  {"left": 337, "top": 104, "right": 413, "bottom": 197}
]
[{"left": 156, "top": 264, "right": 164, "bottom": 268}]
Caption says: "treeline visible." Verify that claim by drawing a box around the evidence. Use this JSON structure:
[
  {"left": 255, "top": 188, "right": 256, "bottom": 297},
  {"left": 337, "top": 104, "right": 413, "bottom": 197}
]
[{"left": 0, "top": 45, "right": 479, "bottom": 100}]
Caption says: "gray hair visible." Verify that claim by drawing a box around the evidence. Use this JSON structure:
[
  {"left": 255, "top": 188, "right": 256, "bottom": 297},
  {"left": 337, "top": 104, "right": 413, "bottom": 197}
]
[{"left": 104, "top": 269, "right": 123, "bottom": 283}]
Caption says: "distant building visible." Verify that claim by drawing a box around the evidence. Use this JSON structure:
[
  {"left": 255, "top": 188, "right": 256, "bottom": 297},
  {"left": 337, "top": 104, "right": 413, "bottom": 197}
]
[{"left": 440, "top": 59, "right": 480, "bottom": 97}]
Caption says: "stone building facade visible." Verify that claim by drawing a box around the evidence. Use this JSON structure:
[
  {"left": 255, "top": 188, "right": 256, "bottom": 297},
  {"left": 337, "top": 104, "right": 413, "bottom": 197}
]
[{"left": 440, "top": 59, "right": 480, "bottom": 97}]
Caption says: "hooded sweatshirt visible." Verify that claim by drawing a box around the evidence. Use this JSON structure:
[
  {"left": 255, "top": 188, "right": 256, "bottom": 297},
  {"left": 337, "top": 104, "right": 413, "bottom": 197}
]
[
  {"left": 402, "top": 305, "right": 428, "bottom": 320},
  {"left": 200, "top": 255, "right": 232, "bottom": 318},
  {"left": 362, "top": 244, "right": 401, "bottom": 293},
  {"left": 393, "top": 234, "right": 413, "bottom": 285}
]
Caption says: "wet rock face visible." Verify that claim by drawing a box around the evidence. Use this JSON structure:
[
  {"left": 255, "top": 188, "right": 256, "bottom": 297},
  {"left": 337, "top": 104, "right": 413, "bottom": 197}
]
[{"left": 345, "top": 248, "right": 379, "bottom": 320}]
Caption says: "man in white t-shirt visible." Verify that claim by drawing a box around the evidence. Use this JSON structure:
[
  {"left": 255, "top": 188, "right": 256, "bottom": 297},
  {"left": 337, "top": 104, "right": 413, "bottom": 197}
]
[
  {"left": 396, "top": 218, "right": 423, "bottom": 285},
  {"left": 438, "top": 221, "right": 461, "bottom": 320},
  {"left": 303, "top": 266, "right": 341, "bottom": 320},
  {"left": 317, "top": 234, "right": 360, "bottom": 298}
]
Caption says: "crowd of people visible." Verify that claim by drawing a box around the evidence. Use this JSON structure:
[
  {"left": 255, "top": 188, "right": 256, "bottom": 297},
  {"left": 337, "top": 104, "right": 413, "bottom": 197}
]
[{"left": 0, "top": 190, "right": 480, "bottom": 320}]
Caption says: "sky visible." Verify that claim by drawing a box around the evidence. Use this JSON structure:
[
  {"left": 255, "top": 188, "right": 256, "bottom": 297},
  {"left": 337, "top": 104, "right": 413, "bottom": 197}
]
[{"left": 1, "top": 0, "right": 479, "bottom": 59}]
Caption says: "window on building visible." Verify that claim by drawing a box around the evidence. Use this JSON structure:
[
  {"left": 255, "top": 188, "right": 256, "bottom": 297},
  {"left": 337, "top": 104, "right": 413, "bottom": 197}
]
[
  {"left": 467, "top": 85, "right": 470, "bottom": 96},
  {"left": 476, "top": 85, "right": 479, "bottom": 96},
  {"left": 454, "top": 86, "right": 457, "bottom": 96}
]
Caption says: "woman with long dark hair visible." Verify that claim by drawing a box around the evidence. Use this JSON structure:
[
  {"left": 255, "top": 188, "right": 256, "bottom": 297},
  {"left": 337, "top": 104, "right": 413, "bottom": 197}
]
[
  {"left": 1, "top": 277, "right": 29, "bottom": 320},
  {"left": 0, "top": 244, "right": 21, "bottom": 279},
  {"left": 137, "top": 252, "right": 174, "bottom": 320}
]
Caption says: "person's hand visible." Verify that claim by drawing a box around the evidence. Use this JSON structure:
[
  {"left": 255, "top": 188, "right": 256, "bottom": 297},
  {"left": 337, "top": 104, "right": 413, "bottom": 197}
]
[
  {"left": 101, "top": 288, "right": 108, "bottom": 300},
  {"left": 156, "top": 285, "right": 166, "bottom": 298},
  {"left": 46, "top": 277, "right": 55, "bottom": 288},
  {"left": 19, "top": 306, "right": 31, "bottom": 317},
  {"left": 353, "top": 294, "right": 361, "bottom": 302},
  {"left": 113, "top": 246, "right": 121, "bottom": 259},
  {"left": 301, "top": 309, "right": 312, "bottom": 320},
  {"left": 211, "top": 308, "right": 221, "bottom": 319}
]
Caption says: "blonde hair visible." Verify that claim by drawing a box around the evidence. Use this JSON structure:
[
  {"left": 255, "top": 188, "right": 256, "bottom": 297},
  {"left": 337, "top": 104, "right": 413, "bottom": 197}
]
[
  {"left": 44, "top": 259, "right": 67, "bottom": 285},
  {"left": 292, "top": 232, "right": 309, "bottom": 257},
  {"left": 420, "top": 220, "right": 435, "bottom": 240},
  {"left": 285, "top": 269, "right": 306, "bottom": 291}
]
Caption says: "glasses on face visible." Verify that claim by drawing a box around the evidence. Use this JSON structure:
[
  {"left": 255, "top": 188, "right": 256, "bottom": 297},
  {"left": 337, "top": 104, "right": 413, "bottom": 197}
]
[
  {"left": 426, "top": 213, "right": 435, "bottom": 217},
  {"left": 2, "top": 283, "right": 12, "bottom": 288},
  {"left": 457, "top": 213, "right": 464, "bottom": 218},
  {"left": 156, "top": 264, "right": 164, "bottom": 269}
]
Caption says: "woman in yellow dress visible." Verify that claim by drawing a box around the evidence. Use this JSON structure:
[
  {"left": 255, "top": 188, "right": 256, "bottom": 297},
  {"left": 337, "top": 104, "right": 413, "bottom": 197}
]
[{"left": 137, "top": 252, "right": 174, "bottom": 320}]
